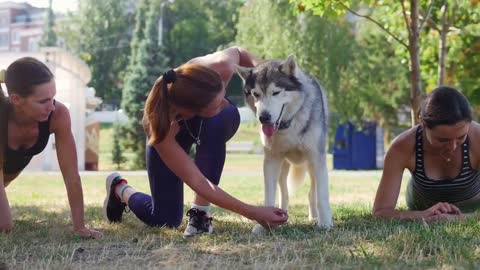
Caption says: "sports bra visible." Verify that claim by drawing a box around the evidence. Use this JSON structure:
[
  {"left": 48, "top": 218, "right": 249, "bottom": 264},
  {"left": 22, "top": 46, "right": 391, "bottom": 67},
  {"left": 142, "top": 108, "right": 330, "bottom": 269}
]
[
  {"left": 3, "top": 104, "right": 54, "bottom": 174},
  {"left": 411, "top": 126, "right": 480, "bottom": 203}
]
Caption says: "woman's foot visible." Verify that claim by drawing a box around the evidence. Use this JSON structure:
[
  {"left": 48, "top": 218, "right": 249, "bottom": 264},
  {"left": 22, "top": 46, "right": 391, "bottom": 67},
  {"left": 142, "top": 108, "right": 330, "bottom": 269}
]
[
  {"left": 103, "top": 172, "right": 128, "bottom": 223},
  {"left": 183, "top": 208, "right": 213, "bottom": 237}
]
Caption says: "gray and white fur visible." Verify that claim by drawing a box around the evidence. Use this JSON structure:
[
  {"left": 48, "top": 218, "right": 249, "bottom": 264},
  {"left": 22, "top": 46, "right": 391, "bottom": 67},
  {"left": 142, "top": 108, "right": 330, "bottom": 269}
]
[{"left": 236, "top": 55, "right": 333, "bottom": 233}]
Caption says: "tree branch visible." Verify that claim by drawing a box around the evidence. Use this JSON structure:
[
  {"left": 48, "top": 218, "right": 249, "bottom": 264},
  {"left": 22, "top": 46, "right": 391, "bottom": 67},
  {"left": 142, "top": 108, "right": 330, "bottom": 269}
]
[
  {"left": 418, "top": 0, "right": 434, "bottom": 32},
  {"left": 418, "top": 12, "right": 440, "bottom": 32},
  {"left": 336, "top": 0, "right": 408, "bottom": 48},
  {"left": 399, "top": 0, "right": 412, "bottom": 38}
]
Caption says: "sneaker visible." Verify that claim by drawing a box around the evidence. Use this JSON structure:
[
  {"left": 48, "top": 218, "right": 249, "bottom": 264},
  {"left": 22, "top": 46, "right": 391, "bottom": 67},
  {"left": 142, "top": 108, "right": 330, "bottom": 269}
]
[
  {"left": 183, "top": 208, "right": 213, "bottom": 237},
  {"left": 103, "top": 172, "right": 127, "bottom": 223}
]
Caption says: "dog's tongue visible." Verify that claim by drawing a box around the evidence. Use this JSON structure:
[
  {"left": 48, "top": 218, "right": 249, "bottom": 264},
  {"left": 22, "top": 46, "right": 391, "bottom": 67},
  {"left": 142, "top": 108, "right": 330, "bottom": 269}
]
[{"left": 262, "top": 124, "right": 276, "bottom": 137}]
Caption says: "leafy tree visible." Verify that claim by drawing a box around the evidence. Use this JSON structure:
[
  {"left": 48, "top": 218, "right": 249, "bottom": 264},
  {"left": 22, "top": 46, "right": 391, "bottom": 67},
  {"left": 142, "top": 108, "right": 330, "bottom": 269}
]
[
  {"left": 119, "top": 0, "right": 242, "bottom": 168},
  {"left": 417, "top": 0, "right": 480, "bottom": 115},
  {"left": 290, "top": 0, "right": 431, "bottom": 126},
  {"left": 159, "top": 0, "right": 243, "bottom": 100},
  {"left": 236, "top": 0, "right": 356, "bottom": 132},
  {"left": 419, "top": 0, "right": 480, "bottom": 86},
  {"left": 121, "top": 0, "right": 168, "bottom": 169},
  {"left": 57, "top": 0, "right": 134, "bottom": 104},
  {"left": 162, "top": 0, "right": 244, "bottom": 67},
  {"left": 39, "top": 0, "right": 57, "bottom": 47},
  {"left": 291, "top": 0, "right": 480, "bottom": 124},
  {"left": 111, "top": 123, "right": 127, "bottom": 170},
  {"left": 339, "top": 23, "right": 410, "bottom": 142},
  {"left": 456, "top": 26, "right": 480, "bottom": 114}
]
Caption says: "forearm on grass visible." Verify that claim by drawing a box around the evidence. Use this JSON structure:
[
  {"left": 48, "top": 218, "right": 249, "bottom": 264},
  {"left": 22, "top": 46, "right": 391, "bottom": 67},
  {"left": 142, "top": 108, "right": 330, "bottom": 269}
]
[{"left": 374, "top": 208, "right": 428, "bottom": 220}]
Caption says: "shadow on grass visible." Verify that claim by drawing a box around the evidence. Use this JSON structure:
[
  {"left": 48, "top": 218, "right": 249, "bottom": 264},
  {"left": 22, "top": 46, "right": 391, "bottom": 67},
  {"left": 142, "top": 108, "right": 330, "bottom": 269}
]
[{"left": 3, "top": 203, "right": 480, "bottom": 268}]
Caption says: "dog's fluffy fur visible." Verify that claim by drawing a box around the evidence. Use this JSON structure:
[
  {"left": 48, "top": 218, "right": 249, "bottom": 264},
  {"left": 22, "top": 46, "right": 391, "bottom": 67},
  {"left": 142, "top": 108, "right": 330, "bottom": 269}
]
[{"left": 236, "top": 56, "right": 333, "bottom": 232}]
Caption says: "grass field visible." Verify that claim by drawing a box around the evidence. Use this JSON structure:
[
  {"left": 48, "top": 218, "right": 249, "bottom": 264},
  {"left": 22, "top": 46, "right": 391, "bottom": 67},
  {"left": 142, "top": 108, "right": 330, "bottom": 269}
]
[{"left": 2, "top": 154, "right": 480, "bottom": 269}]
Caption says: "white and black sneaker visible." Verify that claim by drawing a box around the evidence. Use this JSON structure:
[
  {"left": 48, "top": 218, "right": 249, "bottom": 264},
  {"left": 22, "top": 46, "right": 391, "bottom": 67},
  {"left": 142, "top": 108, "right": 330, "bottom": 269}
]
[
  {"left": 103, "top": 172, "right": 127, "bottom": 223},
  {"left": 183, "top": 208, "right": 213, "bottom": 237}
]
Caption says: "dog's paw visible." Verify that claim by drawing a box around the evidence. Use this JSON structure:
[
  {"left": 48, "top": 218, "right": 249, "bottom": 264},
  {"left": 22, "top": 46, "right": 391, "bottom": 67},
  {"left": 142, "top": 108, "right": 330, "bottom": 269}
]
[
  {"left": 316, "top": 220, "right": 334, "bottom": 230},
  {"left": 251, "top": 224, "right": 268, "bottom": 236}
]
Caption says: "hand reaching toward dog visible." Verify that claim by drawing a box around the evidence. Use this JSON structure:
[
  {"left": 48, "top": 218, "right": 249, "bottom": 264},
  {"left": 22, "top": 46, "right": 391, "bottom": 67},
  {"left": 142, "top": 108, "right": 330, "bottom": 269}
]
[{"left": 251, "top": 206, "right": 288, "bottom": 228}]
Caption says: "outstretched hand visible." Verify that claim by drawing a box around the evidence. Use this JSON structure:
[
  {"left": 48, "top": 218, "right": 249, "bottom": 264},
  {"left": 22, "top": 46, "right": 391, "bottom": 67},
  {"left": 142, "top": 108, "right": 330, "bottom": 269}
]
[
  {"left": 74, "top": 227, "right": 103, "bottom": 239},
  {"left": 251, "top": 206, "right": 288, "bottom": 228}
]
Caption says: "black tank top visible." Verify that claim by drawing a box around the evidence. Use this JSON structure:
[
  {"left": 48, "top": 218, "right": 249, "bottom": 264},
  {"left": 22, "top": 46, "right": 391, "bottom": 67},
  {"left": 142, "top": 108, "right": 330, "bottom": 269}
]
[
  {"left": 411, "top": 125, "right": 480, "bottom": 203},
  {"left": 3, "top": 109, "right": 54, "bottom": 174}
]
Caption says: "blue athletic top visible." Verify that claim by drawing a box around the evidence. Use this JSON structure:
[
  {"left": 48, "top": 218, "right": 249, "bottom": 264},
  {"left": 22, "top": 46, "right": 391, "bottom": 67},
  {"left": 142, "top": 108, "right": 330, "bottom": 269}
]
[
  {"left": 411, "top": 126, "right": 480, "bottom": 203},
  {"left": 3, "top": 107, "right": 54, "bottom": 174}
]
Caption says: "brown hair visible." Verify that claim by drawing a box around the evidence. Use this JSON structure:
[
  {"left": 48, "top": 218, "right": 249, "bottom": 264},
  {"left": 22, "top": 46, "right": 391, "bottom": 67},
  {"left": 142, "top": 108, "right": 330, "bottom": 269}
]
[
  {"left": 420, "top": 86, "right": 472, "bottom": 129},
  {"left": 143, "top": 64, "right": 223, "bottom": 145},
  {"left": 0, "top": 57, "right": 54, "bottom": 168}
]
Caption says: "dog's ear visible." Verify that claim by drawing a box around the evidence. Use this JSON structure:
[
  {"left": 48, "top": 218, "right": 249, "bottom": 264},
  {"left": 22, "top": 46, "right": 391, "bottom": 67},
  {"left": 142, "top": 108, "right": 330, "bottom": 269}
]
[
  {"left": 279, "top": 55, "right": 297, "bottom": 76},
  {"left": 234, "top": 65, "right": 252, "bottom": 82}
]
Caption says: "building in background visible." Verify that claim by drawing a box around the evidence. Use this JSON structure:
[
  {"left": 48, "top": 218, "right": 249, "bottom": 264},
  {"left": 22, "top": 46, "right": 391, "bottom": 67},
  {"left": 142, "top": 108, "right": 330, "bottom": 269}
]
[
  {"left": 0, "top": 1, "right": 104, "bottom": 171},
  {"left": 0, "top": 1, "right": 48, "bottom": 52}
]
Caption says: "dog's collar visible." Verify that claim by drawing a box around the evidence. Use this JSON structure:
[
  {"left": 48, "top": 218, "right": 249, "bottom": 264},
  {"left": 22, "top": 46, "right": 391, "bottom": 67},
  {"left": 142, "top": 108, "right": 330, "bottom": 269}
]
[{"left": 278, "top": 118, "right": 293, "bottom": 130}]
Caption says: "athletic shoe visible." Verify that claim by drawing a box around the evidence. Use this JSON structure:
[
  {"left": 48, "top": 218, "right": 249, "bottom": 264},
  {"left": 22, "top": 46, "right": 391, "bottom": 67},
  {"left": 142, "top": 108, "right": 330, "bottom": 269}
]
[
  {"left": 183, "top": 208, "right": 213, "bottom": 237},
  {"left": 103, "top": 172, "right": 127, "bottom": 223}
]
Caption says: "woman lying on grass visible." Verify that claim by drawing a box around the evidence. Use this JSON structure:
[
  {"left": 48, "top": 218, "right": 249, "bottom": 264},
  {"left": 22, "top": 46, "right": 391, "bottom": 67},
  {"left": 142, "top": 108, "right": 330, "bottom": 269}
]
[
  {"left": 0, "top": 58, "right": 102, "bottom": 239},
  {"left": 374, "top": 86, "right": 480, "bottom": 221}
]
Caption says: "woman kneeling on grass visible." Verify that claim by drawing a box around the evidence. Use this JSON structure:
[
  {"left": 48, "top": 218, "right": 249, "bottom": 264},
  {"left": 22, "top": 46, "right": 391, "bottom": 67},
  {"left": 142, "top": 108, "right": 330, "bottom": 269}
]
[
  {"left": 374, "top": 86, "right": 480, "bottom": 221},
  {"left": 103, "top": 47, "right": 288, "bottom": 237},
  {"left": 0, "top": 58, "right": 102, "bottom": 239}
]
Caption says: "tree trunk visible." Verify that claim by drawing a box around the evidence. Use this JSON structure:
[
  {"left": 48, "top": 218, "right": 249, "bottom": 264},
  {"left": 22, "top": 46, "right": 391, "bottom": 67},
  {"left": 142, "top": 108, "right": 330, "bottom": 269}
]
[
  {"left": 408, "top": 0, "right": 423, "bottom": 127},
  {"left": 438, "top": 0, "right": 448, "bottom": 86}
]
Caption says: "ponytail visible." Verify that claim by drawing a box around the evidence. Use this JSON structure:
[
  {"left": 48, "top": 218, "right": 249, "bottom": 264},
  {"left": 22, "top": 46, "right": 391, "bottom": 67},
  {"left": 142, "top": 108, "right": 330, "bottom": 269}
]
[
  {"left": 0, "top": 69, "right": 7, "bottom": 168},
  {"left": 143, "top": 65, "right": 223, "bottom": 145},
  {"left": 143, "top": 76, "right": 172, "bottom": 145}
]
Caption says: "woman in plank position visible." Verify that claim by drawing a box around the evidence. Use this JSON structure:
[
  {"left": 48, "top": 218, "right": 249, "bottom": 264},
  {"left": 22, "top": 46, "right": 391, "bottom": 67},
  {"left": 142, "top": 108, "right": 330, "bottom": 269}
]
[
  {"left": 0, "top": 57, "right": 102, "bottom": 238},
  {"left": 374, "top": 86, "right": 480, "bottom": 221}
]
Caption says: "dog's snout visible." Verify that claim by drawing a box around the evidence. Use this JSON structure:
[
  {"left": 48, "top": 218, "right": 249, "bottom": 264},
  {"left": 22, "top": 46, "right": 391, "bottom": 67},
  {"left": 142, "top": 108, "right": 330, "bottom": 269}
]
[{"left": 259, "top": 112, "right": 271, "bottom": 124}]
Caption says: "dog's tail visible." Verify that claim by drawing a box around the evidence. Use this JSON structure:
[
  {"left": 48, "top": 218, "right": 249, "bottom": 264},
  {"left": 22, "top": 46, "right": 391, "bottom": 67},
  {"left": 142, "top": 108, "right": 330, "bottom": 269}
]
[{"left": 287, "top": 165, "right": 306, "bottom": 195}]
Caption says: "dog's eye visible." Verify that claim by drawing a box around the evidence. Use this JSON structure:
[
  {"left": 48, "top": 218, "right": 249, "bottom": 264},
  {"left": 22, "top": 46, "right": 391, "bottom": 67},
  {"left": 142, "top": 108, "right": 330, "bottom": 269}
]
[
  {"left": 253, "top": 92, "right": 260, "bottom": 98},
  {"left": 272, "top": 91, "right": 281, "bottom": 96}
]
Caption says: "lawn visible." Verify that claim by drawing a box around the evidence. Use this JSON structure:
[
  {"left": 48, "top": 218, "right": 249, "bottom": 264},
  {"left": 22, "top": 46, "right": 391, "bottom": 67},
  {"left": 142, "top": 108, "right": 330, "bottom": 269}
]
[{"left": 2, "top": 154, "right": 480, "bottom": 269}]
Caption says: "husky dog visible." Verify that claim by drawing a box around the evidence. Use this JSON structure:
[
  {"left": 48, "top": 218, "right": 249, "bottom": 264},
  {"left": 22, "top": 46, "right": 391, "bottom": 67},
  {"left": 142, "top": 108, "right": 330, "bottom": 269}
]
[{"left": 235, "top": 56, "right": 332, "bottom": 232}]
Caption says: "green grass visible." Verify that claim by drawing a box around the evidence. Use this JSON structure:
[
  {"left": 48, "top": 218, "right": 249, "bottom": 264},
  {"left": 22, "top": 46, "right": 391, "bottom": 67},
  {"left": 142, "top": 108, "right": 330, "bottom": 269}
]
[
  {"left": 230, "top": 121, "right": 262, "bottom": 143},
  {"left": 2, "top": 157, "right": 480, "bottom": 269}
]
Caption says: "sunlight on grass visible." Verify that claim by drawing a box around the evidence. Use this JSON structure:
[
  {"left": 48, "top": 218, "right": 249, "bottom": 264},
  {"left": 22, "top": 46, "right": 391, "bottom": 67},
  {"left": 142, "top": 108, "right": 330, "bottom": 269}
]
[{"left": 2, "top": 157, "right": 479, "bottom": 269}]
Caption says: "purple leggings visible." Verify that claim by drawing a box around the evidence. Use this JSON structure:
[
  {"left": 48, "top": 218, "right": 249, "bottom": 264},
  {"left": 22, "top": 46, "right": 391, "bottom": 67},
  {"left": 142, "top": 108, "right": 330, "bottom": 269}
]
[{"left": 127, "top": 101, "right": 240, "bottom": 227}]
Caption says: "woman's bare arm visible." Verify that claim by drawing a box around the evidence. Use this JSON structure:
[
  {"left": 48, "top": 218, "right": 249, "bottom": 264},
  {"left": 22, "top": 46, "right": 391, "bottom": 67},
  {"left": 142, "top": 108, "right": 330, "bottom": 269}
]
[
  {"left": 0, "top": 171, "right": 13, "bottom": 232},
  {"left": 188, "top": 46, "right": 260, "bottom": 85},
  {"left": 51, "top": 102, "right": 102, "bottom": 238},
  {"left": 153, "top": 121, "right": 287, "bottom": 227},
  {"left": 372, "top": 130, "right": 458, "bottom": 220}
]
